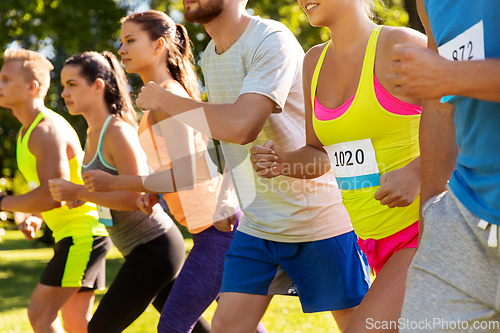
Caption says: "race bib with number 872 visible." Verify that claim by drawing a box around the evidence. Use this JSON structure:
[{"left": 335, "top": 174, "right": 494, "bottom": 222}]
[{"left": 438, "top": 20, "right": 485, "bottom": 103}]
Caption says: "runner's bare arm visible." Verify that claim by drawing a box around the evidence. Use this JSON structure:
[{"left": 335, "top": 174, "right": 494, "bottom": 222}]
[
  {"left": 51, "top": 121, "right": 145, "bottom": 211},
  {"left": 250, "top": 45, "right": 331, "bottom": 180},
  {"left": 388, "top": 0, "right": 500, "bottom": 102},
  {"left": 1, "top": 122, "right": 68, "bottom": 213},
  {"left": 137, "top": 88, "right": 276, "bottom": 145},
  {"left": 410, "top": 2, "right": 459, "bottom": 238}
]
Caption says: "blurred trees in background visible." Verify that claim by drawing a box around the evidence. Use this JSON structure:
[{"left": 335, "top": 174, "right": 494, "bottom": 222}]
[
  {"left": 1, "top": 0, "right": 130, "bottom": 195},
  {"left": 0, "top": 0, "right": 421, "bottom": 194}
]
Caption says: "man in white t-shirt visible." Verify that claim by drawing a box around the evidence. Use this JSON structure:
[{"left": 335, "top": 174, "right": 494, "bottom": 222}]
[{"left": 136, "top": 0, "right": 369, "bottom": 331}]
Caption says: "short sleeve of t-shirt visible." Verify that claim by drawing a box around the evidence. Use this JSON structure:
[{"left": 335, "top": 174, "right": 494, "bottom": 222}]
[
  {"left": 201, "top": 17, "right": 304, "bottom": 108},
  {"left": 238, "top": 30, "right": 303, "bottom": 109}
]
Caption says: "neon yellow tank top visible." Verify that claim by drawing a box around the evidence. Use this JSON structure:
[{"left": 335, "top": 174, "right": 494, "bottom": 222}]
[
  {"left": 16, "top": 110, "right": 108, "bottom": 242},
  {"left": 312, "top": 26, "right": 420, "bottom": 240}
]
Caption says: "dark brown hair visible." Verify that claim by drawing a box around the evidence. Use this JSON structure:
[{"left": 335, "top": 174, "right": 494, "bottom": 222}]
[
  {"left": 64, "top": 51, "right": 138, "bottom": 129},
  {"left": 121, "top": 10, "right": 200, "bottom": 100}
]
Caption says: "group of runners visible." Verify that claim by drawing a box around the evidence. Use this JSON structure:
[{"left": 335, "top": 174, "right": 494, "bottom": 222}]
[{"left": 0, "top": 0, "right": 498, "bottom": 332}]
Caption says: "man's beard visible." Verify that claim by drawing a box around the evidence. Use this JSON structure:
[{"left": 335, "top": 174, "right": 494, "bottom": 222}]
[{"left": 184, "top": 0, "right": 224, "bottom": 24}]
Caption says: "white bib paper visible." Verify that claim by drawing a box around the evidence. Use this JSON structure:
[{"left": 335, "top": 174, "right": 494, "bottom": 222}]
[
  {"left": 324, "top": 139, "right": 381, "bottom": 190},
  {"left": 97, "top": 205, "right": 113, "bottom": 227},
  {"left": 438, "top": 21, "right": 485, "bottom": 103},
  {"left": 438, "top": 20, "right": 485, "bottom": 62}
]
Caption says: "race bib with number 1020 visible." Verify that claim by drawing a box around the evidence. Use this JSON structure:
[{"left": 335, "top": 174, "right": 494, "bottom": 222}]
[
  {"left": 323, "top": 138, "right": 381, "bottom": 190},
  {"left": 438, "top": 20, "right": 485, "bottom": 103},
  {"left": 97, "top": 205, "right": 113, "bottom": 227}
]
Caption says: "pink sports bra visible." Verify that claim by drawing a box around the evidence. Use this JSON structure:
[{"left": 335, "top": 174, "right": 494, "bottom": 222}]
[{"left": 314, "top": 74, "right": 421, "bottom": 121}]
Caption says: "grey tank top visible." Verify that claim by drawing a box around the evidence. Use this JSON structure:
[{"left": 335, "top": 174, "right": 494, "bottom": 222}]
[{"left": 82, "top": 115, "right": 173, "bottom": 256}]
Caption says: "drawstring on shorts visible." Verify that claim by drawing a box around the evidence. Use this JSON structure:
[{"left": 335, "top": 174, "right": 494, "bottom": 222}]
[
  {"left": 477, "top": 219, "right": 498, "bottom": 248},
  {"left": 360, "top": 238, "right": 377, "bottom": 276}
]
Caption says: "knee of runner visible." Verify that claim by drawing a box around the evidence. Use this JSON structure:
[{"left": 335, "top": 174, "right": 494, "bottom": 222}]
[
  {"left": 62, "top": 314, "right": 90, "bottom": 333},
  {"left": 63, "top": 320, "right": 82, "bottom": 333},
  {"left": 210, "top": 312, "right": 231, "bottom": 333},
  {"left": 27, "top": 302, "right": 55, "bottom": 328}
]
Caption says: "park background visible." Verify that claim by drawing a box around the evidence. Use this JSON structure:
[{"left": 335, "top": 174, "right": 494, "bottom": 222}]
[{"left": 0, "top": 0, "right": 422, "bottom": 332}]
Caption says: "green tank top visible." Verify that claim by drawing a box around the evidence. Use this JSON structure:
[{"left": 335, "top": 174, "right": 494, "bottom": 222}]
[{"left": 16, "top": 110, "right": 108, "bottom": 242}]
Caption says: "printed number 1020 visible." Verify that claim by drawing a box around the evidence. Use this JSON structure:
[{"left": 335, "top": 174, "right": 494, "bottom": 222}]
[{"left": 333, "top": 149, "right": 365, "bottom": 167}]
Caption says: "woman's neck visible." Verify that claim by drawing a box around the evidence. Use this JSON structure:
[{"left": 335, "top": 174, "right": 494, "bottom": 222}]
[
  {"left": 326, "top": 9, "right": 376, "bottom": 54},
  {"left": 85, "top": 102, "right": 112, "bottom": 132},
  {"left": 139, "top": 63, "right": 174, "bottom": 86}
]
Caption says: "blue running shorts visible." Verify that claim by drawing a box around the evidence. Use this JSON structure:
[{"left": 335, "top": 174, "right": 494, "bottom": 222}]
[{"left": 221, "top": 230, "right": 370, "bottom": 313}]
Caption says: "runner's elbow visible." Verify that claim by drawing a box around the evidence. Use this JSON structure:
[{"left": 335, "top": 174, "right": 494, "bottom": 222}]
[
  {"left": 47, "top": 199, "right": 63, "bottom": 210},
  {"left": 234, "top": 127, "right": 260, "bottom": 145}
]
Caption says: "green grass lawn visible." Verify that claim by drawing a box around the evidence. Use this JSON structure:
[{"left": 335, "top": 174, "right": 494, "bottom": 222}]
[{"left": 0, "top": 226, "right": 340, "bottom": 333}]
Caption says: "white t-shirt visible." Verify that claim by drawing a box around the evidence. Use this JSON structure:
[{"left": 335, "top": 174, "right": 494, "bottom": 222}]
[{"left": 201, "top": 16, "right": 352, "bottom": 242}]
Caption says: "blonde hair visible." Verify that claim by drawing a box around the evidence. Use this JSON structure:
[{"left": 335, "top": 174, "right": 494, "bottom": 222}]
[
  {"left": 362, "top": 0, "right": 376, "bottom": 19},
  {"left": 3, "top": 49, "right": 54, "bottom": 98}
]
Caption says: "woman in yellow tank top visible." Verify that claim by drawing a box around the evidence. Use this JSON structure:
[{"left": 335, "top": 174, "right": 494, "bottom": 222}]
[{"left": 250, "top": 1, "right": 427, "bottom": 332}]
